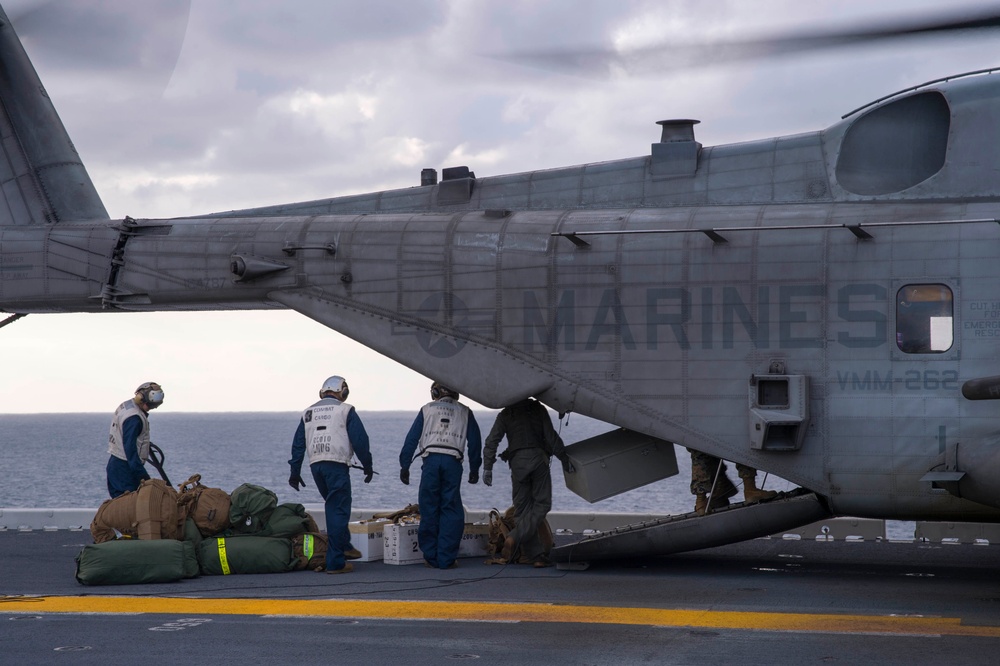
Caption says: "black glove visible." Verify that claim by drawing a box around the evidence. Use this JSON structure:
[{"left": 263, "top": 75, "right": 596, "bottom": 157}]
[
  {"left": 560, "top": 456, "right": 576, "bottom": 474},
  {"left": 400, "top": 468, "right": 410, "bottom": 485},
  {"left": 364, "top": 468, "right": 374, "bottom": 484},
  {"left": 288, "top": 474, "right": 306, "bottom": 491},
  {"left": 483, "top": 469, "right": 493, "bottom": 487},
  {"left": 468, "top": 471, "right": 479, "bottom": 484}
]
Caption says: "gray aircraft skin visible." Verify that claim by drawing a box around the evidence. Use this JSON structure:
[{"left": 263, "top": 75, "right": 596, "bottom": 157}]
[{"left": 1, "top": 6, "right": 999, "bottom": 555}]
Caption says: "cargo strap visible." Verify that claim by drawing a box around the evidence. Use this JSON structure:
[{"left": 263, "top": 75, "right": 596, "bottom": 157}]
[
  {"left": 216, "top": 538, "right": 231, "bottom": 575},
  {"left": 303, "top": 534, "right": 314, "bottom": 560}
]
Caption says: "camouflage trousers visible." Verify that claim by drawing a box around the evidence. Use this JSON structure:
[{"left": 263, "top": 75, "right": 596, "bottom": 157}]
[{"left": 688, "top": 449, "right": 757, "bottom": 496}]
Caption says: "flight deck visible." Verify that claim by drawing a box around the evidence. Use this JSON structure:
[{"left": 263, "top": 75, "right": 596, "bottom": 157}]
[{"left": 3, "top": 510, "right": 998, "bottom": 665}]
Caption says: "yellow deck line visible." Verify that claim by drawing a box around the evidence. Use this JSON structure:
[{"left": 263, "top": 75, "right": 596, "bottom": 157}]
[{"left": 2, "top": 596, "right": 999, "bottom": 637}]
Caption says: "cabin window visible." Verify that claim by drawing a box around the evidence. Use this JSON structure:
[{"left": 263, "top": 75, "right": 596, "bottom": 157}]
[
  {"left": 896, "top": 284, "right": 953, "bottom": 353},
  {"left": 836, "top": 91, "right": 950, "bottom": 195}
]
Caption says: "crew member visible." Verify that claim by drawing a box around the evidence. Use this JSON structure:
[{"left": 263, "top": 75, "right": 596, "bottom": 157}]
[
  {"left": 288, "top": 375, "right": 374, "bottom": 574},
  {"left": 688, "top": 449, "right": 777, "bottom": 514},
  {"left": 106, "top": 382, "right": 164, "bottom": 499},
  {"left": 399, "top": 381, "right": 482, "bottom": 569},
  {"left": 483, "top": 397, "right": 573, "bottom": 567}
]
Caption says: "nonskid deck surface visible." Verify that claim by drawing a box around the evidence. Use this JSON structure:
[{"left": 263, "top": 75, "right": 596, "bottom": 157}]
[{"left": 3, "top": 530, "right": 1000, "bottom": 665}]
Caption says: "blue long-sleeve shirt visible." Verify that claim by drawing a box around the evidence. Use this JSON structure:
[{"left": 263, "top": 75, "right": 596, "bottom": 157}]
[
  {"left": 399, "top": 407, "right": 482, "bottom": 473},
  {"left": 121, "top": 415, "right": 151, "bottom": 481},
  {"left": 288, "top": 407, "right": 373, "bottom": 477}
]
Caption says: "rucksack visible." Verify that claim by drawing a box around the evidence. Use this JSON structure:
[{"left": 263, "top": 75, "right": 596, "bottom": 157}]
[
  {"left": 177, "top": 474, "right": 231, "bottom": 537},
  {"left": 486, "top": 506, "right": 554, "bottom": 563},
  {"left": 228, "top": 483, "right": 278, "bottom": 534},
  {"left": 134, "top": 478, "right": 185, "bottom": 540}
]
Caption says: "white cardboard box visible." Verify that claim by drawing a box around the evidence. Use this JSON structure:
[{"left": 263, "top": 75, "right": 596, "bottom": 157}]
[
  {"left": 383, "top": 522, "right": 424, "bottom": 565},
  {"left": 458, "top": 522, "right": 491, "bottom": 558},
  {"left": 348, "top": 519, "right": 389, "bottom": 562}
]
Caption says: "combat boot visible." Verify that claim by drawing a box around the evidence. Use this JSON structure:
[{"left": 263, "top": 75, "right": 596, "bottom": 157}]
[
  {"left": 713, "top": 475, "right": 739, "bottom": 501},
  {"left": 744, "top": 479, "right": 778, "bottom": 504},
  {"left": 707, "top": 493, "right": 730, "bottom": 511},
  {"left": 694, "top": 493, "right": 708, "bottom": 515}
]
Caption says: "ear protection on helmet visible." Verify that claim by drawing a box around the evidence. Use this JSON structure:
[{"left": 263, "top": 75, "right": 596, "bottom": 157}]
[
  {"left": 135, "top": 382, "right": 164, "bottom": 408},
  {"left": 320, "top": 375, "right": 349, "bottom": 400}
]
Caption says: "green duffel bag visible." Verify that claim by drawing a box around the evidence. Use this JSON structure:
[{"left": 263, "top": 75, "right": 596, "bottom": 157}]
[
  {"left": 258, "top": 503, "right": 320, "bottom": 538},
  {"left": 75, "top": 539, "right": 199, "bottom": 586},
  {"left": 228, "top": 483, "right": 278, "bottom": 534},
  {"left": 197, "top": 535, "right": 298, "bottom": 575},
  {"left": 183, "top": 517, "right": 204, "bottom": 546}
]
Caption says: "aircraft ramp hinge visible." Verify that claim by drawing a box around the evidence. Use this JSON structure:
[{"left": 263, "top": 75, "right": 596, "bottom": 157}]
[{"left": 282, "top": 243, "right": 336, "bottom": 256}]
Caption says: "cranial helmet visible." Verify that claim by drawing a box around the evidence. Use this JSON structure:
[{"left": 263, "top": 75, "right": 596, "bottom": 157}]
[
  {"left": 135, "top": 382, "right": 164, "bottom": 409},
  {"left": 320, "top": 375, "right": 349, "bottom": 400},
  {"left": 430, "top": 381, "right": 458, "bottom": 400}
]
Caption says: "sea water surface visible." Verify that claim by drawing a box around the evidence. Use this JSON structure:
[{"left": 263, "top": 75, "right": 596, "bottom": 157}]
[{"left": 0, "top": 411, "right": 912, "bottom": 538}]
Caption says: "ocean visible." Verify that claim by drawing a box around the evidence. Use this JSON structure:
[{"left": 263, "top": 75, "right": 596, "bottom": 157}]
[{"left": 0, "top": 411, "right": 912, "bottom": 539}]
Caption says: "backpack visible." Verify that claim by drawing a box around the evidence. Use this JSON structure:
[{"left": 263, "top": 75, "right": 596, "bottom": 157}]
[
  {"left": 90, "top": 490, "right": 140, "bottom": 543},
  {"left": 292, "top": 532, "right": 328, "bottom": 571},
  {"left": 134, "top": 478, "right": 185, "bottom": 540},
  {"left": 177, "top": 474, "right": 231, "bottom": 537},
  {"left": 228, "top": 483, "right": 278, "bottom": 534},
  {"left": 258, "top": 503, "right": 319, "bottom": 538},
  {"left": 486, "top": 506, "right": 554, "bottom": 563}
]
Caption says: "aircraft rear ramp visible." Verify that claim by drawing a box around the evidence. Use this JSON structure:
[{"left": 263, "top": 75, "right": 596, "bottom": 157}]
[{"left": 551, "top": 489, "right": 830, "bottom": 563}]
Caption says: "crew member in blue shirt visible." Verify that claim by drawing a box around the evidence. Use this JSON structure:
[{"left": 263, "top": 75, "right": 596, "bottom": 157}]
[
  {"left": 106, "top": 382, "right": 163, "bottom": 498},
  {"left": 399, "top": 381, "right": 482, "bottom": 569},
  {"left": 288, "top": 375, "right": 374, "bottom": 574}
]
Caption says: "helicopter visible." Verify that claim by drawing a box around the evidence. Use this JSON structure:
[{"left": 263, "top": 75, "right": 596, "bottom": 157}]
[{"left": 3, "top": 2, "right": 1000, "bottom": 559}]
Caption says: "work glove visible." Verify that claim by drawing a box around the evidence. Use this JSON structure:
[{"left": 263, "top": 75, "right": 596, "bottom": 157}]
[
  {"left": 288, "top": 474, "right": 306, "bottom": 491},
  {"left": 364, "top": 468, "right": 374, "bottom": 484},
  {"left": 483, "top": 469, "right": 493, "bottom": 487},
  {"left": 560, "top": 456, "right": 576, "bottom": 474},
  {"left": 468, "top": 471, "right": 479, "bottom": 485},
  {"left": 400, "top": 468, "right": 410, "bottom": 485}
]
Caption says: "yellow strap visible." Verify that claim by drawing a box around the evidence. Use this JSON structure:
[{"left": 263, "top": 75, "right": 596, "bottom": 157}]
[
  {"left": 217, "top": 538, "right": 231, "bottom": 575},
  {"left": 303, "top": 534, "right": 314, "bottom": 560}
]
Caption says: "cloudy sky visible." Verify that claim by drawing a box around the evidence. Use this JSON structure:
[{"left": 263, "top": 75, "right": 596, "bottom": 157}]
[{"left": 1, "top": 0, "right": 997, "bottom": 413}]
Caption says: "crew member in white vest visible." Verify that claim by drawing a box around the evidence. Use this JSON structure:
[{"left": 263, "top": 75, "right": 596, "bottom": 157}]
[
  {"left": 105, "top": 382, "right": 164, "bottom": 498},
  {"left": 288, "top": 375, "right": 374, "bottom": 574},
  {"left": 399, "top": 381, "right": 482, "bottom": 569}
]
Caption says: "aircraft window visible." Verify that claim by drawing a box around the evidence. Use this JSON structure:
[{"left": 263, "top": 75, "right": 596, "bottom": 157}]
[
  {"left": 896, "top": 284, "right": 953, "bottom": 354},
  {"left": 836, "top": 91, "right": 949, "bottom": 195}
]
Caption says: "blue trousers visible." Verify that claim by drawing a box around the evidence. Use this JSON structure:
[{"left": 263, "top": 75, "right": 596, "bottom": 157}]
[
  {"left": 417, "top": 453, "right": 464, "bottom": 569},
  {"left": 106, "top": 456, "right": 146, "bottom": 499},
  {"left": 310, "top": 461, "right": 352, "bottom": 571}
]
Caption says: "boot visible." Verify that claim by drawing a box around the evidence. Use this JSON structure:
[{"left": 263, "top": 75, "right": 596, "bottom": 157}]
[
  {"left": 695, "top": 492, "right": 729, "bottom": 515},
  {"left": 707, "top": 493, "right": 730, "bottom": 511},
  {"left": 714, "top": 475, "right": 739, "bottom": 501},
  {"left": 501, "top": 535, "right": 516, "bottom": 563},
  {"left": 744, "top": 479, "right": 778, "bottom": 504}
]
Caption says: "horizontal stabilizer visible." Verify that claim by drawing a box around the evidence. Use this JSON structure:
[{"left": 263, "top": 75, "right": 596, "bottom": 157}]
[{"left": 0, "top": 7, "right": 108, "bottom": 224}]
